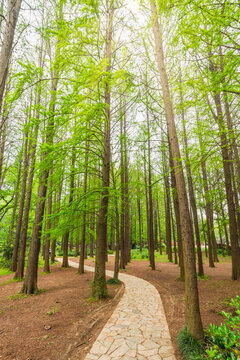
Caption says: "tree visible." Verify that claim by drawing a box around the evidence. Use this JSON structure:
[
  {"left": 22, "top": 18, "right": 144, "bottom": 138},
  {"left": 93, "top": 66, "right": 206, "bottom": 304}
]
[{"left": 150, "top": 0, "right": 204, "bottom": 339}]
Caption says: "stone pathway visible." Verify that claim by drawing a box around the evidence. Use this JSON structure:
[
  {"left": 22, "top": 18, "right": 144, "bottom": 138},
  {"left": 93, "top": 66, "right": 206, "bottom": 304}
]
[{"left": 68, "top": 260, "right": 176, "bottom": 360}]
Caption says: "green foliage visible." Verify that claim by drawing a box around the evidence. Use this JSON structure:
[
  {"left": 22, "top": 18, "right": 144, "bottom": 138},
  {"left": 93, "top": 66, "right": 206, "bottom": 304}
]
[
  {"left": 106, "top": 278, "right": 121, "bottom": 285},
  {"left": 131, "top": 249, "right": 149, "bottom": 259},
  {"left": 205, "top": 296, "right": 240, "bottom": 359},
  {"left": 177, "top": 326, "right": 204, "bottom": 360},
  {"left": 0, "top": 243, "right": 13, "bottom": 269}
]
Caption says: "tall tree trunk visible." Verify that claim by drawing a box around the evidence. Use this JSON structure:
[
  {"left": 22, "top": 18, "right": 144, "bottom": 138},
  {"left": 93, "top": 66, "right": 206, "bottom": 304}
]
[
  {"left": 220, "top": 201, "right": 231, "bottom": 255},
  {"left": 123, "top": 109, "right": 131, "bottom": 264},
  {"left": 196, "top": 112, "right": 215, "bottom": 267},
  {"left": 62, "top": 147, "right": 76, "bottom": 268},
  {"left": 169, "top": 153, "right": 184, "bottom": 279},
  {"left": 0, "top": 0, "right": 22, "bottom": 114},
  {"left": 92, "top": 2, "right": 114, "bottom": 299},
  {"left": 8, "top": 151, "right": 22, "bottom": 244},
  {"left": 180, "top": 84, "right": 204, "bottom": 276},
  {"left": 170, "top": 201, "right": 178, "bottom": 265},
  {"left": 21, "top": 8, "right": 61, "bottom": 293},
  {"left": 210, "top": 65, "right": 240, "bottom": 279},
  {"left": 43, "top": 169, "right": 53, "bottom": 273},
  {"left": 79, "top": 142, "right": 89, "bottom": 274},
  {"left": 156, "top": 190, "right": 163, "bottom": 255},
  {"left": 15, "top": 122, "right": 40, "bottom": 279},
  {"left": 163, "top": 156, "right": 172, "bottom": 262},
  {"left": 144, "top": 147, "right": 150, "bottom": 257},
  {"left": 120, "top": 111, "right": 126, "bottom": 269},
  {"left": 200, "top": 206, "right": 208, "bottom": 258},
  {"left": 10, "top": 129, "right": 29, "bottom": 271},
  {"left": 150, "top": 0, "right": 203, "bottom": 339},
  {"left": 147, "top": 104, "right": 155, "bottom": 270},
  {"left": 111, "top": 163, "right": 120, "bottom": 280}
]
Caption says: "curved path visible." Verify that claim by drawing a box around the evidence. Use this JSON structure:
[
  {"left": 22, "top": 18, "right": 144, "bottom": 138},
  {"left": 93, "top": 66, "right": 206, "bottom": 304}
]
[{"left": 67, "top": 260, "right": 176, "bottom": 360}]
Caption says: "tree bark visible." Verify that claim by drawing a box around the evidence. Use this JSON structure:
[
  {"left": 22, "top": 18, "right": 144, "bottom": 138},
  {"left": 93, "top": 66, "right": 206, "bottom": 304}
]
[
  {"left": 147, "top": 104, "right": 155, "bottom": 270},
  {"left": 15, "top": 122, "right": 39, "bottom": 279},
  {"left": 21, "top": 9, "right": 61, "bottom": 292},
  {"left": 62, "top": 147, "right": 76, "bottom": 268},
  {"left": 150, "top": 0, "right": 203, "bottom": 339},
  {"left": 8, "top": 151, "right": 22, "bottom": 244},
  {"left": 92, "top": 2, "right": 114, "bottom": 299},
  {"left": 210, "top": 73, "right": 240, "bottom": 279},
  {"left": 10, "top": 129, "right": 29, "bottom": 271},
  {"left": 0, "top": 0, "right": 22, "bottom": 115},
  {"left": 43, "top": 169, "right": 53, "bottom": 273},
  {"left": 79, "top": 142, "right": 89, "bottom": 274}
]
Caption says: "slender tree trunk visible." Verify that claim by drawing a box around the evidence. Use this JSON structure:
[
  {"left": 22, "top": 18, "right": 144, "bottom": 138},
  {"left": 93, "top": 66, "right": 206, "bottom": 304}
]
[
  {"left": 0, "top": 0, "right": 22, "bottom": 115},
  {"left": 220, "top": 201, "right": 231, "bottom": 255},
  {"left": 200, "top": 207, "right": 208, "bottom": 258},
  {"left": 123, "top": 110, "right": 131, "bottom": 264},
  {"left": 120, "top": 112, "right": 126, "bottom": 269},
  {"left": 111, "top": 164, "right": 120, "bottom": 280},
  {"left": 43, "top": 169, "right": 53, "bottom": 273},
  {"left": 92, "top": 2, "right": 114, "bottom": 299},
  {"left": 147, "top": 105, "right": 155, "bottom": 270},
  {"left": 144, "top": 147, "right": 151, "bottom": 257},
  {"left": 10, "top": 129, "right": 29, "bottom": 271},
  {"left": 79, "top": 143, "right": 89, "bottom": 274},
  {"left": 196, "top": 113, "right": 215, "bottom": 267},
  {"left": 181, "top": 86, "right": 204, "bottom": 276},
  {"left": 150, "top": 0, "right": 203, "bottom": 339},
  {"left": 8, "top": 151, "right": 22, "bottom": 244},
  {"left": 15, "top": 122, "right": 40, "bottom": 279},
  {"left": 156, "top": 190, "right": 163, "bottom": 255},
  {"left": 169, "top": 150, "right": 184, "bottom": 278},
  {"left": 75, "top": 227, "right": 80, "bottom": 257},
  {"left": 210, "top": 77, "right": 240, "bottom": 279},
  {"left": 90, "top": 208, "right": 95, "bottom": 258},
  {"left": 216, "top": 205, "right": 225, "bottom": 257},
  {"left": 21, "top": 10, "right": 61, "bottom": 293},
  {"left": 164, "top": 158, "right": 172, "bottom": 262},
  {"left": 62, "top": 148, "right": 76, "bottom": 268},
  {"left": 170, "top": 202, "right": 178, "bottom": 265}
]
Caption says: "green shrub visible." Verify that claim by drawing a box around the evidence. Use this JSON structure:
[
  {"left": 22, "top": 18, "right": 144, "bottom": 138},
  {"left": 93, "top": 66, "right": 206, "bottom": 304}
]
[
  {"left": 177, "top": 326, "right": 203, "bottom": 360},
  {"left": 106, "top": 278, "right": 120, "bottom": 285},
  {"left": 131, "top": 249, "right": 149, "bottom": 259},
  {"left": 0, "top": 243, "right": 13, "bottom": 268},
  {"left": 2, "top": 243, "right": 13, "bottom": 260},
  {"left": 107, "top": 249, "right": 113, "bottom": 255},
  {"left": 205, "top": 296, "right": 240, "bottom": 359},
  {"left": 0, "top": 256, "right": 11, "bottom": 269}
]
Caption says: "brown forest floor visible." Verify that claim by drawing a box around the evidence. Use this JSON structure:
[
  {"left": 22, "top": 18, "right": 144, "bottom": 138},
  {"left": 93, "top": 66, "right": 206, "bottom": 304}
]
[
  {"left": 0, "top": 257, "right": 240, "bottom": 360},
  {"left": 81, "top": 255, "right": 240, "bottom": 360},
  {"left": 0, "top": 263, "right": 124, "bottom": 360}
]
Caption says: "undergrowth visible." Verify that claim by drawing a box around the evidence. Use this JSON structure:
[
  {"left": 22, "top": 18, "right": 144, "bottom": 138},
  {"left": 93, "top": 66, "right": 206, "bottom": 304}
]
[
  {"left": 178, "top": 296, "right": 240, "bottom": 360},
  {"left": 177, "top": 327, "right": 203, "bottom": 360},
  {"left": 106, "top": 278, "right": 121, "bottom": 285}
]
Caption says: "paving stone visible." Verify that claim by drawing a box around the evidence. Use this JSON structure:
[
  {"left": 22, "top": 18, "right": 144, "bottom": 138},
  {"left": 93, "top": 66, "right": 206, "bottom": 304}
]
[{"left": 62, "top": 259, "right": 176, "bottom": 360}]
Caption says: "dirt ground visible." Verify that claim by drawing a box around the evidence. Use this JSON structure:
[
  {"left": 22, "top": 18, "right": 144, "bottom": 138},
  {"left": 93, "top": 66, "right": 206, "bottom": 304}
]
[
  {"left": 1, "top": 257, "right": 239, "bottom": 360},
  {"left": 82, "top": 256, "right": 240, "bottom": 360},
  {"left": 0, "top": 263, "right": 124, "bottom": 360}
]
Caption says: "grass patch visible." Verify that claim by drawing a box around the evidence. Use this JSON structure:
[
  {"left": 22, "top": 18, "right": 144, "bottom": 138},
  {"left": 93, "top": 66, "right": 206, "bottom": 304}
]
[
  {"left": 86, "top": 297, "right": 98, "bottom": 303},
  {"left": 0, "top": 277, "right": 23, "bottom": 286},
  {"left": 197, "top": 274, "right": 209, "bottom": 280},
  {"left": 0, "top": 309, "right": 3, "bottom": 315},
  {"left": 177, "top": 327, "right": 204, "bottom": 360},
  {"left": 9, "top": 293, "right": 30, "bottom": 300},
  {"left": 47, "top": 306, "right": 59, "bottom": 315},
  {"left": 106, "top": 278, "right": 121, "bottom": 285},
  {"left": 0, "top": 268, "right": 13, "bottom": 276},
  {"left": 9, "top": 288, "right": 46, "bottom": 300}
]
